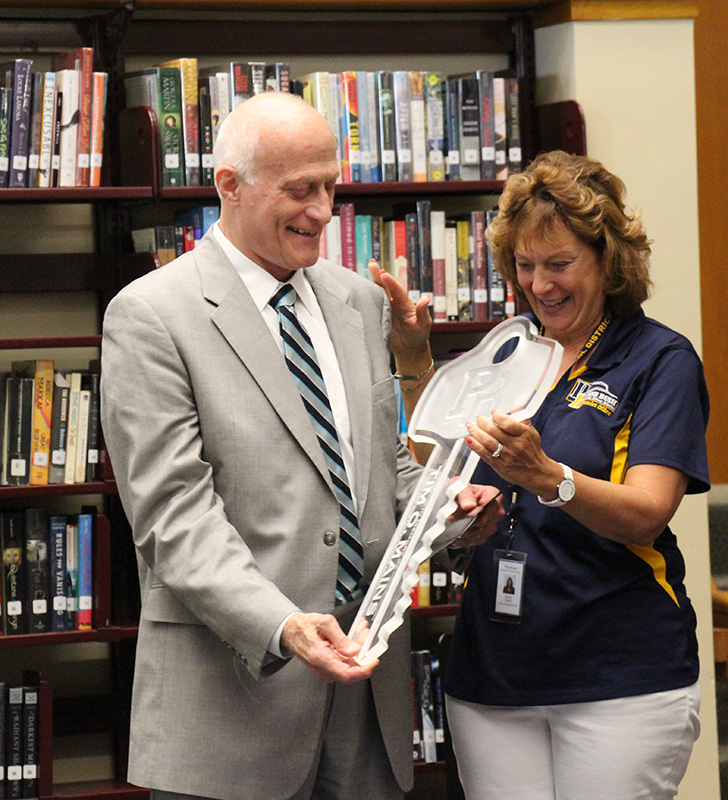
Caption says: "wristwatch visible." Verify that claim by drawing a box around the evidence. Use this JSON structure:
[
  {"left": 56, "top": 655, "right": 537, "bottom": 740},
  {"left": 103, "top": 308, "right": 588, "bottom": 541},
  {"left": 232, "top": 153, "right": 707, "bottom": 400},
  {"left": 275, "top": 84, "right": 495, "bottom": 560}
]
[{"left": 537, "top": 463, "right": 575, "bottom": 507}]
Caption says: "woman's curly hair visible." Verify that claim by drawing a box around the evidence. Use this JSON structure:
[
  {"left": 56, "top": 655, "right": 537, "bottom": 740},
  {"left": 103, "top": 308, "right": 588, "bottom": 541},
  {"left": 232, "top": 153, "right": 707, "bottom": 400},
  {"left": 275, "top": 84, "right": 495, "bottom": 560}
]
[{"left": 487, "top": 150, "right": 653, "bottom": 316}]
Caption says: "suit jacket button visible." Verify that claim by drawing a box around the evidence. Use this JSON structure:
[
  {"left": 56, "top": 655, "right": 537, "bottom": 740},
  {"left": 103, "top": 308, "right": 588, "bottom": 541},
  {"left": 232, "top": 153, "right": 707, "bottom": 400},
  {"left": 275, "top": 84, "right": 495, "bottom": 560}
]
[{"left": 323, "top": 531, "right": 337, "bottom": 546}]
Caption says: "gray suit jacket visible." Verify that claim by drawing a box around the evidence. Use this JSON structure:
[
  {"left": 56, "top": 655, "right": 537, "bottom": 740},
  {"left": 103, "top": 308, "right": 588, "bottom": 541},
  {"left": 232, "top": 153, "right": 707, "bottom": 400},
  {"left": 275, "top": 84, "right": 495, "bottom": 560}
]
[{"left": 100, "top": 230, "right": 422, "bottom": 799}]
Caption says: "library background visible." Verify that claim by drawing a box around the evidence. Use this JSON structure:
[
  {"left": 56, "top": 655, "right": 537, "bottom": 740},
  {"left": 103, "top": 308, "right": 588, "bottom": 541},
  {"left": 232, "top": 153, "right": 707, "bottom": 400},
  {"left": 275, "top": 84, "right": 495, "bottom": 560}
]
[{"left": 1, "top": 0, "right": 725, "bottom": 798}]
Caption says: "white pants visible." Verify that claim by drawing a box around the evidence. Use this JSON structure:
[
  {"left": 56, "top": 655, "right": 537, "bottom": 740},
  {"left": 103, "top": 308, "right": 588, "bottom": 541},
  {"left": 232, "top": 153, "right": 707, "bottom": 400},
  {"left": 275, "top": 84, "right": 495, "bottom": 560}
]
[{"left": 446, "top": 682, "right": 701, "bottom": 800}]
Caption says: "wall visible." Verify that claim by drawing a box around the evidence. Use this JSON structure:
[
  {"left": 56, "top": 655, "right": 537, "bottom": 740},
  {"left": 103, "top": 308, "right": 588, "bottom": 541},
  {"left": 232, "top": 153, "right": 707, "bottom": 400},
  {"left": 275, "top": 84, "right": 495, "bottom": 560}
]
[{"left": 535, "top": 18, "right": 719, "bottom": 799}]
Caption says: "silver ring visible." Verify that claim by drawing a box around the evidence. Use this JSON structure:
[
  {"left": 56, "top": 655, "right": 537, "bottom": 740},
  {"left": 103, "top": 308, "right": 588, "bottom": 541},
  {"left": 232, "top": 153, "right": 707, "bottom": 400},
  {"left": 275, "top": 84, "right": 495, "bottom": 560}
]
[{"left": 492, "top": 442, "right": 504, "bottom": 458}]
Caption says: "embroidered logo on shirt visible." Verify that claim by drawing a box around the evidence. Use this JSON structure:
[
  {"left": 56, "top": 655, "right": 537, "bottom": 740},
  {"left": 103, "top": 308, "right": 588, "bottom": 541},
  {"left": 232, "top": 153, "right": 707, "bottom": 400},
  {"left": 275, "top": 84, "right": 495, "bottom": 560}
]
[{"left": 566, "top": 380, "right": 619, "bottom": 415}]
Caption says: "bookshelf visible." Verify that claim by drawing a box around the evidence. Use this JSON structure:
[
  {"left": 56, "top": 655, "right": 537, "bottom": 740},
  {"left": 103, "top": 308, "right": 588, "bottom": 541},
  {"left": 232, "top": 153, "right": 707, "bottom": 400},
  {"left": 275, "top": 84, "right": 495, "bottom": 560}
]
[{"left": 0, "top": 2, "right": 587, "bottom": 798}]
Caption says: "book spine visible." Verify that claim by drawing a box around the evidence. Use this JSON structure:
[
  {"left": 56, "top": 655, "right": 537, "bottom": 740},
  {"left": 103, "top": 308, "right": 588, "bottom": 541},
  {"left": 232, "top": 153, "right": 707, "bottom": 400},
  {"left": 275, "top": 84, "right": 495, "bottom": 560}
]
[
  {"left": 2, "top": 511, "right": 25, "bottom": 635},
  {"left": 416, "top": 200, "right": 432, "bottom": 307},
  {"left": 64, "top": 371, "right": 81, "bottom": 484},
  {"left": 423, "top": 72, "right": 445, "bottom": 181},
  {"left": 48, "top": 372, "right": 70, "bottom": 485},
  {"left": 73, "top": 387, "right": 90, "bottom": 483},
  {"left": 444, "top": 77, "right": 460, "bottom": 180},
  {"left": 76, "top": 513, "right": 93, "bottom": 630},
  {"left": 444, "top": 222, "right": 459, "bottom": 320},
  {"left": 64, "top": 518, "right": 78, "bottom": 630},
  {"left": 197, "top": 83, "right": 214, "bottom": 185},
  {"left": 410, "top": 653, "right": 424, "bottom": 762},
  {"left": 21, "top": 686, "right": 39, "bottom": 798},
  {"left": 416, "top": 558, "right": 431, "bottom": 607},
  {"left": 24, "top": 507, "right": 50, "bottom": 634},
  {"left": 37, "top": 72, "right": 56, "bottom": 188},
  {"left": 487, "top": 209, "right": 507, "bottom": 320},
  {"left": 89, "top": 71, "right": 107, "bottom": 187},
  {"left": 376, "top": 71, "right": 396, "bottom": 182},
  {"left": 28, "top": 360, "right": 54, "bottom": 486},
  {"left": 26, "top": 71, "right": 44, "bottom": 188},
  {"left": 339, "top": 71, "right": 360, "bottom": 183},
  {"left": 5, "top": 686, "right": 23, "bottom": 798},
  {"left": 430, "top": 652, "right": 446, "bottom": 762},
  {"left": 392, "top": 218, "right": 409, "bottom": 291},
  {"left": 471, "top": 210, "right": 488, "bottom": 321},
  {"left": 430, "top": 551, "right": 450, "bottom": 605},
  {"left": 157, "top": 67, "right": 185, "bottom": 188},
  {"left": 160, "top": 59, "right": 200, "bottom": 186},
  {"left": 505, "top": 75, "right": 522, "bottom": 175},
  {"left": 49, "top": 515, "right": 67, "bottom": 631},
  {"left": 477, "top": 70, "right": 496, "bottom": 180},
  {"left": 51, "top": 88, "right": 62, "bottom": 188},
  {"left": 404, "top": 212, "right": 420, "bottom": 302},
  {"left": 366, "top": 71, "right": 380, "bottom": 182},
  {"left": 4, "top": 377, "right": 33, "bottom": 487},
  {"left": 493, "top": 76, "right": 507, "bottom": 181},
  {"left": 0, "top": 681, "right": 5, "bottom": 796},
  {"left": 458, "top": 76, "right": 481, "bottom": 181},
  {"left": 55, "top": 69, "right": 80, "bottom": 187},
  {"left": 7, "top": 60, "right": 33, "bottom": 188},
  {"left": 338, "top": 202, "right": 357, "bottom": 271},
  {"left": 247, "top": 61, "right": 265, "bottom": 96},
  {"left": 408, "top": 71, "right": 427, "bottom": 182},
  {"left": 84, "top": 369, "right": 100, "bottom": 482},
  {"left": 431, "top": 210, "right": 447, "bottom": 323},
  {"left": 355, "top": 72, "right": 371, "bottom": 183},
  {"left": 456, "top": 218, "right": 472, "bottom": 320},
  {"left": 53, "top": 48, "right": 93, "bottom": 186},
  {"left": 0, "top": 87, "right": 12, "bottom": 188},
  {"left": 354, "top": 215, "right": 373, "bottom": 278},
  {"left": 392, "top": 71, "right": 412, "bottom": 182},
  {"left": 229, "top": 62, "right": 250, "bottom": 109}
]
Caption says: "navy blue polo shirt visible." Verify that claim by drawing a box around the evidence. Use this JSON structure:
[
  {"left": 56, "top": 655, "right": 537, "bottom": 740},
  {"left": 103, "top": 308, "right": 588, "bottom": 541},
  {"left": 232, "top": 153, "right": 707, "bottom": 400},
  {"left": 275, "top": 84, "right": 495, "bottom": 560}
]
[{"left": 445, "top": 310, "right": 710, "bottom": 706}]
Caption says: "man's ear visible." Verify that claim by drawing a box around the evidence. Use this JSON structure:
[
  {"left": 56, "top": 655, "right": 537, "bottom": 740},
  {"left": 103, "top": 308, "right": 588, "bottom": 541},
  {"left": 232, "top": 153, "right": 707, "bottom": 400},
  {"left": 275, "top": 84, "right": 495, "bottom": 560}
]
[{"left": 216, "top": 167, "right": 241, "bottom": 204}]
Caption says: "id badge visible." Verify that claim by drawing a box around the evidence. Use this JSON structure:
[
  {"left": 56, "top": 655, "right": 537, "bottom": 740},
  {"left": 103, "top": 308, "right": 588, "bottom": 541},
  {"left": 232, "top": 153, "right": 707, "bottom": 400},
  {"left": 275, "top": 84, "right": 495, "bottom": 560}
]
[{"left": 490, "top": 549, "right": 527, "bottom": 624}]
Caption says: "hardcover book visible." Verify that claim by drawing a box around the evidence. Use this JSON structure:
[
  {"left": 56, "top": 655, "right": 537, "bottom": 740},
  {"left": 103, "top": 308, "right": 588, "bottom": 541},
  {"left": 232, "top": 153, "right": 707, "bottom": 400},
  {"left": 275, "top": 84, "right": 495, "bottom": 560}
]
[
  {"left": 63, "top": 371, "right": 82, "bottom": 485},
  {"left": 355, "top": 72, "right": 372, "bottom": 183},
  {"left": 84, "top": 368, "right": 101, "bottom": 482},
  {"left": 26, "top": 71, "right": 44, "bottom": 188},
  {"left": 5, "top": 686, "right": 23, "bottom": 798},
  {"left": 443, "top": 77, "right": 460, "bottom": 180},
  {"left": 392, "top": 71, "right": 412, "bottom": 182},
  {"left": 338, "top": 202, "right": 356, "bottom": 272},
  {"left": 1, "top": 511, "right": 25, "bottom": 635},
  {"left": 456, "top": 218, "right": 472, "bottom": 320},
  {"left": 21, "top": 686, "right": 39, "bottom": 798},
  {"left": 431, "top": 210, "right": 447, "bottom": 323},
  {"left": 375, "top": 71, "right": 396, "bottom": 182},
  {"left": 73, "top": 381, "right": 91, "bottom": 483},
  {"left": 48, "top": 371, "right": 70, "bottom": 485},
  {"left": 64, "top": 517, "right": 78, "bottom": 630},
  {"left": 89, "top": 71, "right": 108, "bottom": 187},
  {"left": 444, "top": 221, "right": 459, "bottom": 320},
  {"left": 11, "top": 360, "right": 54, "bottom": 486},
  {"left": 37, "top": 71, "right": 56, "bottom": 188},
  {"left": 1, "top": 59, "right": 33, "bottom": 188},
  {"left": 76, "top": 512, "right": 93, "bottom": 630},
  {"left": 229, "top": 62, "right": 251, "bottom": 109},
  {"left": 408, "top": 71, "right": 427, "bottom": 182},
  {"left": 49, "top": 514, "right": 67, "bottom": 631},
  {"left": 493, "top": 76, "right": 507, "bottom": 181},
  {"left": 54, "top": 68, "right": 80, "bottom": 188},
  {"left": 197, "top": 87, "right": 214, "bottom": 185},
  {"left": 53, "top": 47, "right": 93, "bottom": 186},
  {"left": 157, "top": 58, "right": 200, "bottom": 186},
  {"left": 470, "top": 209, "right": 488, "bottom": 321},
  {"left": 422, "top": 72, "right": 445, "bottom": 182},
  {"left": 457, "top": 75, "right": 481, "bottom": 181},
  {"left": 487, "top": 208, "right": 507, "bottom": 319},
  {"left": 24, "top": 507, "right": 50, "bottom": 634},
  {"left": 3, "top": 376, "right": 33, "bottom": 487},
  {"left": 0, "top": 85, "right": 11, "bottom": 188},
  {"left": 339, "top": 71, "right": 360, "bottom": 183}
]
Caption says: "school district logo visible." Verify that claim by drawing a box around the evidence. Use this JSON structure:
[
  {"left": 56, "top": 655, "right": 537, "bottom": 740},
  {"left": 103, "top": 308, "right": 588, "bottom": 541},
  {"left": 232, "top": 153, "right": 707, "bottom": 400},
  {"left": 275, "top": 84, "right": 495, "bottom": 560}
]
[{"left": 566, "top": 380, "right": 619, "bottom": 416}]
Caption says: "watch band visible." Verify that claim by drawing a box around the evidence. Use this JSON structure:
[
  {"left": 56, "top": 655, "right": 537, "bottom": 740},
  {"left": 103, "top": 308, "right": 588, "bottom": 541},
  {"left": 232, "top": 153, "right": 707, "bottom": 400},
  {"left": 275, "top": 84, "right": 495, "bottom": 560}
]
[{"left": 537, "top": 463, "right": 575, "bottom": 507}]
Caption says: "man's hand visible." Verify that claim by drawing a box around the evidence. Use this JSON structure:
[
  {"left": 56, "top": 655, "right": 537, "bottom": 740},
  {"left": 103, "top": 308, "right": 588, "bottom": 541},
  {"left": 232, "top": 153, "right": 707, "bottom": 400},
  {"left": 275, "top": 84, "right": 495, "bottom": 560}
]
[
  {"left": 281, "top": 612, "right": 378, "bottom": 683},
  {"left": 449, "top": 484, "right": 505, "bottom": 548}
]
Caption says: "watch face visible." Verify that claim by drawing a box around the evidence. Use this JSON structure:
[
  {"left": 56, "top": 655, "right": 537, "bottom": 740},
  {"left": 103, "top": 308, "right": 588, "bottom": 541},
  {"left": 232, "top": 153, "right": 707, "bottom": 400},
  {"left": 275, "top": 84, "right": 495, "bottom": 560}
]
[{"left": 559, "top": 480, "right": 576, "bottom": 502}]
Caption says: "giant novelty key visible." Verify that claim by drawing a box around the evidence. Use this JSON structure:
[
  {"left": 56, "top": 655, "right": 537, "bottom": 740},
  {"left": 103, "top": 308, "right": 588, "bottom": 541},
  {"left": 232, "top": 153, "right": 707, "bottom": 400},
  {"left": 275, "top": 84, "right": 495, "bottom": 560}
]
[{"left": 349, "top": 316, "right": 563, "bottom": 665}]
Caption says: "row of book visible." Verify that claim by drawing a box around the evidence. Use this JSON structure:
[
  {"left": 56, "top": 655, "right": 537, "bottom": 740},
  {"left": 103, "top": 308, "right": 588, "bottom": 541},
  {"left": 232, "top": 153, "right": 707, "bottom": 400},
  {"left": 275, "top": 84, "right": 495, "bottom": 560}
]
[
  {"left": 0, "top": 679, "right": 40, "bottom": 798},
  {"left": 0, "top": 49, "right": 108, "bottom": 189},
  {"left": 1, "top": 361, "right": 100, "bottom": 488},
  {"left": 410, "top": 555, "right": 464, "bottom": 608},
  {"left": 411, "top": 647, "right": 446, "bottom": 764},
  {"left": 324, "top": 203, "right": 516, "bottom": 322},
  {"left": 123, "top": 59, "right": 522, "bottom": 188},
  {"left": 131, "top": 204, "right": 220, "bottom": 265},
  {"left": 1, "top": 507, "right": 94, "bottom": 636}
]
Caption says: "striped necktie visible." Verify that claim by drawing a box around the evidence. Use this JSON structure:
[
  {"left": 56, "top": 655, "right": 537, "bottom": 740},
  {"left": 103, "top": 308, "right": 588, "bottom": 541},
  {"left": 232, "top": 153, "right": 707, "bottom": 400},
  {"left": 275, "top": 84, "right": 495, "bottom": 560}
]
[{"left": 269, "top": 283, "right": 364, "bottom": 604}]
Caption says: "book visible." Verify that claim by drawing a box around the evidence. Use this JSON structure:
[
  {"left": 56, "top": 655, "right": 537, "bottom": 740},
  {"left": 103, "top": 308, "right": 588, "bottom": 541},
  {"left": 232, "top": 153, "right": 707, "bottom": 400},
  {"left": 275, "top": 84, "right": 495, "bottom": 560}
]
[
  {"left": 404, "top": 211, "right": 420, "bottom": 302},
  {"left": 49, "top": 514, "right": 67, "bottom": 631},
  {"left": 21, "top": 685, "right": 39, "bottom": 798},
  {"left": 157, "top": 67, "right": 185, "bottom": 188},
  {"left": 0, "top": 681, "right": 4, "bottom": 797},
  {"left": 429, "top": 652, "right": 446, "bottom": 761},
  {"left": 458, "top": 75, "right": 481, "bottom": 181},
  {"left": 390, "top": 218, "right": 409, "bottom": 291},
  {"left": 375, "top": 71, "right": 396, "bottom": 182},
  {"left": 89, "top": 71, "right": 108, "bottom": 187},
  {"left": 24, "top": 507, "right": 50, "bottom": 634},
  {"left": 456, "top": 218, "right": 472, "bottom": 320},
  {"left": 37, "top": 71, "right": 56, "bottom": 188},
  {"left": 416, "top": 559, "right": 431, "bottom": 607},
  {"left": 198, "top": 71, "right": 222, "bottom": 146},
  {"left": 487, "top": 209, "right": 507, "bottom": 320},
  {"left": 339, "top": 71, "right": 360, "bottom": 183},
  {"left": 355, "top": 214, "right": 374, "bottom": 278},
  {"left": 3, "top": 377, "right": 33, "bottom": 487},
  {"left": 443, "top": 77, "right": 460, "bottom": 180},
  {"left": 53, "top": 47, "right": 93, "bottom": 186},
  {"left": 504, "top": 75, "right": 522, "bottom": 175},
  {"left": 416, "top": 200, "right": 433, "bottom": 308},
  {"left": 431, "top": 210, "right": 447, "bottom": 323},
  {"left": 0, "top": 85, "right": 11, "bottom": 188},
  {"left": 84, "top": 367, "right": 102, "bottom": 481},
  {"left": 73, "top": 379, "right": 91, "bottom": 483},
  {"left": 26, "top": 71, "right": 44, "bottom": 188},
  {"left": 175, "top": 205, "right": 219, "bottom": 237},
  {"left": 154, "top": 225, "right": 176, "bottom": 267},
  {"left": 392, "top": 71, "right": 412, "bottom": 182},
  {"left": 76, "top": 512, "right": 93, "bottom": 630},
  {"left": 48, "top": 371, "right": 70, "bottom": 485},
  {"left": 1, "top": 511, "right": 25, "bottom": 635},
  {"left": 50, "top": 87, "right": 62, "bottom": 187},
  {"left": 339, "top": 202, "right": 356, "bottom": 272},
  {"left": 470, "top": 209, "right": 488, "bottom": 321},
  {"left": 355, "top": 72, "right": 372, "bottom": 183},
  {"left": 197, "top": 84, "right": 214, "bottom": 185},
  {"left": 157, "top": 58, "right": 200, "bottom": 186},
  {"left": 5, "top": 686, "right": 23, "bottom": 797},
  {"left": 1, "top": 59, "right": 33, "bottom": 188},
  {"left": 365, "top": 71, "right": 380, "bottom": 182},
  {"left": 411, "top": 649, "right": 437, "bottom": 763},
  {"left": 229, "top": 61, "right": 251, "bottom": 108},
  {"left": 247, "top": 61, "right": 266, "bottom": 96},
  {"left": 408, "top": 71, "right": 427, "bottom": 182},
  {"left": 477, "top": 70, "right": 496, "bottom": 180},
  {"left": 264, "top": 62, "right": 290, "bottom": 93},
  {"left": 64, "top": 517, "right": 78, "bottom": 630},
  {"left": 63, "top": 371, "right": 82, "bottom": 485},
  {"left": 493, "top": 75, "right": 507, "bottom": 181},
  {"left": 430, "top": 551, "right": 450, "bottom": 605},
  {"left": 423, "top": 72, "right": 445, "bottom": 181},
  {"left": 54, "top": 68, "right": 80, "bottom": 188},
  {"left": 11, "top": 360, "right": 54, "bottom": 486},
  {"left": 444, "top": 221, "right": 459, "bottom": 320}
]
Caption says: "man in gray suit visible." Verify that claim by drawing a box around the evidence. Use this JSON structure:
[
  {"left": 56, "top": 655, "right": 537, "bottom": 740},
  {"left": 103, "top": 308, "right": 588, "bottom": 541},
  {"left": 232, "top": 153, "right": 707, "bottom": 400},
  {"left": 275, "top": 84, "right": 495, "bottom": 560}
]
[{"left": 101, "top": 92, "right": 500, "bottom": 800}]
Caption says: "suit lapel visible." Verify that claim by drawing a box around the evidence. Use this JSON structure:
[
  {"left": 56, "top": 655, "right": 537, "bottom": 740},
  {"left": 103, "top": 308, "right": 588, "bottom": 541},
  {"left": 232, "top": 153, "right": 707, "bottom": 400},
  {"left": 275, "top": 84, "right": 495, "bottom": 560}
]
[{"left": 194, "top": 234, "right": 331, "bottom": 484}]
